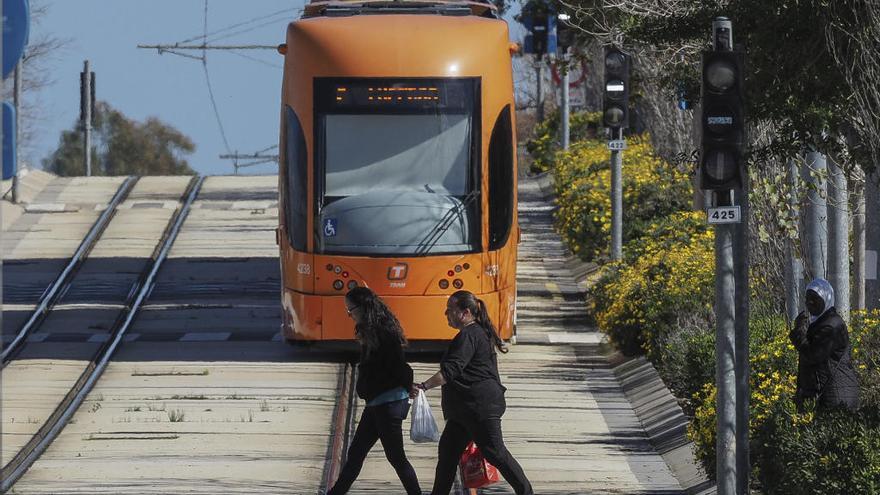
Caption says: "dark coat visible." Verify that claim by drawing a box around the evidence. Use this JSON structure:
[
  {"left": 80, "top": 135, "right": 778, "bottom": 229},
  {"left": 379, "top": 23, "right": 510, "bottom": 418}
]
[
  {"left": 789, "top": 307, "right": 859, "bottom": 410},
  {"left": 355, "top": 329, "right": 413, "bottom": 402},
  {"left": 439, "top": 322, "right": 507, "bottom": 421}
]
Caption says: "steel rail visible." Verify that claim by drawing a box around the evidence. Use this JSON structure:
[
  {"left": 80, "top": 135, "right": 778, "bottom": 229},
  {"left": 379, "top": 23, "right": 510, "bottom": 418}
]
[
  {"left": 0, "top": 176, "right": 205, "bottom": 492},
  {"left": 0, "top": 176, "right": 138, "bottom": 364},
  {"left": 321, "top": 363, "right": 358, "bottom": 493}
]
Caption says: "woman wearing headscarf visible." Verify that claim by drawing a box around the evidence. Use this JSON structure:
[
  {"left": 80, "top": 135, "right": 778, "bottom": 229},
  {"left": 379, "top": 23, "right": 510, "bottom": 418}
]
[
  {"left": 414, "top": 290, "right": 533, "bottom": 495},
  {"left": 789, "top": 278, "right": 859, "bottom": 411},
  {"left": 327, "top": 287, "right": 421, "bottom": 495}
]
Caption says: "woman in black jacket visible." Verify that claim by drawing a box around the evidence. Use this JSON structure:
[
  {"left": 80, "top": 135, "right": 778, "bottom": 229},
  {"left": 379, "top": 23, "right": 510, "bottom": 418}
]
[
  {"left": 789, "top": 278, "right": 859, "bottom": 411},
  {"left": 327, "top": 287, "right": 421, "bottom": 495},
  {"left": 415, "top": 290, "right": 533, "bottom": 495}
]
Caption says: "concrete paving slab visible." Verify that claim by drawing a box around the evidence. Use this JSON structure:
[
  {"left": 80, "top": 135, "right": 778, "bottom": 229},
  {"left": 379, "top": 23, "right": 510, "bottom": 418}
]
[{"left": 11, "top": 361, "right": 340, "bottom": 494}]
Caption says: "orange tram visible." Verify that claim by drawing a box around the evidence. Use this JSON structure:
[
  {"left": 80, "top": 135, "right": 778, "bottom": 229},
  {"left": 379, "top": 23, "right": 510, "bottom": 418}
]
[{"left": 277, "top": 0, "right": 519, "bottom": 347}]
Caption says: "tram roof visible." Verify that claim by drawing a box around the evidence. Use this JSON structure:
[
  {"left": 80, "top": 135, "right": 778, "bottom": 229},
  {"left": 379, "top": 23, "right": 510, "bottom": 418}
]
[{"left": 302, "top": 0, "right": 498, "bottom": 19}]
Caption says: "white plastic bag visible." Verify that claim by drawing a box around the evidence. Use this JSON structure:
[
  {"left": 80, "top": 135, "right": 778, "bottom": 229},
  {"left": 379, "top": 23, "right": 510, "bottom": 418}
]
[{"left": 410, "top": 389, "right": 441, "bottom": 443}]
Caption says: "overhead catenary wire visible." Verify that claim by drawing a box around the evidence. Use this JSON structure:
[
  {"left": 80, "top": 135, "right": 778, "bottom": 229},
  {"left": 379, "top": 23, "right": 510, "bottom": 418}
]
[
  {"left": 201, "top": 0, "right": 232, "bottom": 155},
  {"left": 176, "top": 7, "right": 293, "bottom": 45}
]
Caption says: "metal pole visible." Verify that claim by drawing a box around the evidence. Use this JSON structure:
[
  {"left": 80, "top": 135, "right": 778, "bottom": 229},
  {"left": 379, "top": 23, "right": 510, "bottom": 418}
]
[
  {"left": 854, "top": 179, "right": 866, "bottom": 311},
  {"left": 827, "top": 156, "right": 850, "bottom": 319},
  {"left": 715, "top": 191, "right": 737, "bottom": 495},
  {"left": 734, "top": 185, "right": 750, "bottom": 495},
  {"left": 561, "top": 55, "right": 570, "bottom": 150},
  {"left": 536, "top": 61, "right": 544, "bottom": 123},
  {"left": 867, "top": 171, "right": 880, "bottom": 310},
  {"left": 82, "top": 61, "right": 92, "bottom": 177},
  {"left": 610, "top": 127, "right": 623, "bottom": 261},
  {"left": 785, "top": 157, "right": 804, "bottom": 320},
  {"left": 710, "top": 17, "right": 736, "bottom": 495},
  {"left": 12, "top": 61, "right": 22, "bottom": 204},
  {"left": 804, "top": 149, "right": 828, "bottom": 281}
]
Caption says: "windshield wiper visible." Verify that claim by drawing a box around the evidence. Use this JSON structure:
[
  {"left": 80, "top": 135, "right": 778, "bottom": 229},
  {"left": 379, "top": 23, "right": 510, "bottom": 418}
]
[{"left": 414, "top": 189, "right": 480, "bottom": 256}]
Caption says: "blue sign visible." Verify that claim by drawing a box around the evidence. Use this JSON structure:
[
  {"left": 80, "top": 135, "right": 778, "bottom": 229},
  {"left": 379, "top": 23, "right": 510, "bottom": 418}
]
[
  {"left": 3, "top": 102, "right": 16, "bottom": 180},
  {"left": 323, "top": 218, "right": 337, "bottom": 237},
  {"left": 3, "top": 0, "right": 30, "bottom": 79}
]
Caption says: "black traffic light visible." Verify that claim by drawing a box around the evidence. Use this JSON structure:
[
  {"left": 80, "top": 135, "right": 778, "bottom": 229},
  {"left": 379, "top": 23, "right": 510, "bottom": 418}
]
[
  {"left": 556, "top": 14, "right": 574, "bottom": 53},
  {"left": 700, "top": 49, "right": 745, "bottom": 190},
  {"left": 528, "top": 14, "right": 548, "bottom": 54},
  {"left": 603, "top": 47, "right": 630, "bottom": 129}
]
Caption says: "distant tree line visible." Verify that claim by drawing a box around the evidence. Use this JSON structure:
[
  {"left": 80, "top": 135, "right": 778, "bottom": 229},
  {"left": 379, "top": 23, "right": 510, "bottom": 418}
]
[{"left": 43, "top": 101, "right": 195, "bottom": 177}]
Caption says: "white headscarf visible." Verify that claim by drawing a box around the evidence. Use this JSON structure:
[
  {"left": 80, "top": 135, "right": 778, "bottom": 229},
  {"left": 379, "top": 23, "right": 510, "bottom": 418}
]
[{"left": 806, "top": 278, "right": 835, "bottom": 323}]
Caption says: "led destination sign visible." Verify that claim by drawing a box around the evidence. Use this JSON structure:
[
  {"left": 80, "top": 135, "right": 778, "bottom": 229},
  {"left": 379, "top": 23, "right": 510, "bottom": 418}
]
[{"left": 316, "top": 78, "right": 475, "bottom": 113}]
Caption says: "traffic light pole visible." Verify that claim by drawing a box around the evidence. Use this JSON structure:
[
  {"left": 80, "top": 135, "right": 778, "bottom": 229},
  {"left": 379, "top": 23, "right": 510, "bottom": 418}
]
[
  {"left": 734, "top": 185, "right": 750, "bottom": 495},
  {"left": 610, "top": 126, "right": 623, "bottom": 261},
  {"left": 714, "top": 190, "right": 737, "bottom": 495},
  {"left": 561, "top": 54, "right": 570, "bottom": 150}
]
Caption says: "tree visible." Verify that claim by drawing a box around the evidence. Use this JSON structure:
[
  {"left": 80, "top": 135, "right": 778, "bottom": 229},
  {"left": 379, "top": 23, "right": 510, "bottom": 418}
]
[
  {"left": 43, "top": 102, "right": 195, "bottom": 176},
  {"left": 560, "top": 0, "right": 876, "bottom": 172}
]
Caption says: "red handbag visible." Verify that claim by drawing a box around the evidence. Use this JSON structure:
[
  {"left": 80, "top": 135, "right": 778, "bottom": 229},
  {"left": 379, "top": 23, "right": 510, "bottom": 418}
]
[{"left": 459, "top": 441, "right": 500, "bottom": 489}]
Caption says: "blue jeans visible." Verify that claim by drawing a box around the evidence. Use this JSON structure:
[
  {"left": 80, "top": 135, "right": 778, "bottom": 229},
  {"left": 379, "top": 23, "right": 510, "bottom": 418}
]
[{"left": 328, "top": 399, "right": 421, "bottom": 495}]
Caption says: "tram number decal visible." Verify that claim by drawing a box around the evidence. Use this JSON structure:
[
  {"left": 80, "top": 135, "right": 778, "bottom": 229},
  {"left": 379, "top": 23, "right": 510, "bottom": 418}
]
[
  {"left": 297, "top": 263, "right": 311, "bottom": 275},
  {"left": 485, "top": 265, "right": 499, "bottom": 277},
  {"left": 323, "top": 218, "right": 338, "bottom": 237}
]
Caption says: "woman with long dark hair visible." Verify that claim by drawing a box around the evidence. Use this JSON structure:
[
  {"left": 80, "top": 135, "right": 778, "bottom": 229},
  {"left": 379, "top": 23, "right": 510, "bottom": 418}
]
[
  {"left": 327, "top": 286, "right": 421, "bottom": 495},
  {"left": 414, "top": 290, "right": 532, "bottom": 495}
]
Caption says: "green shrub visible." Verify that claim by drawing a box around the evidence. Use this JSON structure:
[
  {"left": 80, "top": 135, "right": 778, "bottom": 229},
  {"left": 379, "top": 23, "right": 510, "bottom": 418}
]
[
  {"left": 525, "top": 110, "right": 602, "bottom": 173},
  {"left": 756, "top": 403, "right": 880, "bottom": 494}
]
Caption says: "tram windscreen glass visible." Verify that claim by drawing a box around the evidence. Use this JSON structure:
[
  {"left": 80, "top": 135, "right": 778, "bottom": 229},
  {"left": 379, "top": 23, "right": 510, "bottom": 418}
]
[{"left": 314, "top": 78, "right": 480, "bottom": 255}]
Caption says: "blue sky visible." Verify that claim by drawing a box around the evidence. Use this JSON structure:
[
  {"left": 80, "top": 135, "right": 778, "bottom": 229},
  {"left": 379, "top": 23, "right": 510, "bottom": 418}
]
[
  {"left": 31, "top": 0, "right": 302, "bottom": 176},
  {"left": 28, "top": 0, "right": 527, "bottom": 176}
]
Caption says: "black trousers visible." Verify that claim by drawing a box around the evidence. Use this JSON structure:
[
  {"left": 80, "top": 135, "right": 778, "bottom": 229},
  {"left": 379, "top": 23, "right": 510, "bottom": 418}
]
[
  {"left": 430, "top": 414, "right": 533, "bottom": 495},
  {"left": 328, "top": 398, "right": 421, "bottom": 495}
]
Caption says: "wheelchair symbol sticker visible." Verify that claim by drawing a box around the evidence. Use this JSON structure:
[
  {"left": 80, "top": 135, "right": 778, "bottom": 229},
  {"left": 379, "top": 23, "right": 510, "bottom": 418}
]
[{"left": 323, "top": 218, "right": 338, "bottom": 237}]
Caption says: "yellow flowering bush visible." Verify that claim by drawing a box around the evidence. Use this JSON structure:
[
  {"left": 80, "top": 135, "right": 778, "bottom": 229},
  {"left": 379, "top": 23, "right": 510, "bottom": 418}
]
[
  {"left": 525, "top": 110, "right": 602, "bottom": 173},
  {"left": 592, "top": 211, "right": 714, "bottom": 361},
  {"left": 554, "top": 134, "right": 692, "bottom": 262},
  {"left": 689, "top": 313, "right": 880, "bottom": 491},
  {"left": 851, "top": 309, "right": 880, "bottom": 408}
]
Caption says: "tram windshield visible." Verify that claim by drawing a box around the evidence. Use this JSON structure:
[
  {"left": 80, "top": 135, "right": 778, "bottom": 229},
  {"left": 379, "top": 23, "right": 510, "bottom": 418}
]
[{"left": 313, "top": 78, "right": 480, "bottom": 255}]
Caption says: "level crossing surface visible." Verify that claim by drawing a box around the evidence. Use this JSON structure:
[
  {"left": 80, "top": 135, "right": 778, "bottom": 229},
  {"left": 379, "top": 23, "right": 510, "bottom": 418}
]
[{"left": 2, "top": 173, "right": 689, "bottom": 494}]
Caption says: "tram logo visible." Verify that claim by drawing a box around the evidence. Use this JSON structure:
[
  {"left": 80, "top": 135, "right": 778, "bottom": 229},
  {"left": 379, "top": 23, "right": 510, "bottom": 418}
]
[
  {"left": 387, "top": 263, "right": 408, "bottom": 280},
  {"left": 323, "top": 218, "right": 337, "bottom": 237}
]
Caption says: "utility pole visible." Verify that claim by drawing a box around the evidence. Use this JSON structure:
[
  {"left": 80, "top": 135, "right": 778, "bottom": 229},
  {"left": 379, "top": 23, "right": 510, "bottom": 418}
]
[
  {"left": 854, "top": 178, "right": 866, "bottom": 311},
  {"left": 827, "top": 156, "right": 850, "bottom": 319},
  {"left": 80, "top": 61, "right": 94, "bottom": 177},
  {"left": 804, "top": 149, "right": 828, "bottom": 280},
  {"left": 785, "top": 157, "right": 803, "bottom": 320},
  {"left": 12, "top": 61, "right": 22, "bottom": 203}
]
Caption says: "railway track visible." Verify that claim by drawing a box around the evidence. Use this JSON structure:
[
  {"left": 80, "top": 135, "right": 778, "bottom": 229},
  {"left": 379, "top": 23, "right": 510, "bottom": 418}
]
[
  {"left": 2, "top": 174, "right": 689, "bottom": 494},
  {"left": 0, "top": 177, "right": 203, "bottom": 491}
]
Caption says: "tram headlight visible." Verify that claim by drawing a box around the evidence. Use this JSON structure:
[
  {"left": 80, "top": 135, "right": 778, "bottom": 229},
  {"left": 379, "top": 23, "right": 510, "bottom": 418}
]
[
  {"left": 439, "top": 279, "right": 449, "bottom": 290},
  {"left": 333, "top": 280, "right": 344, "bottom": 290},
  {"left": 347, "top": 280, "right": 358, "bottom": 290},
  {"left": 452, "top": 279, "right": 464, "bottom": 289}
]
